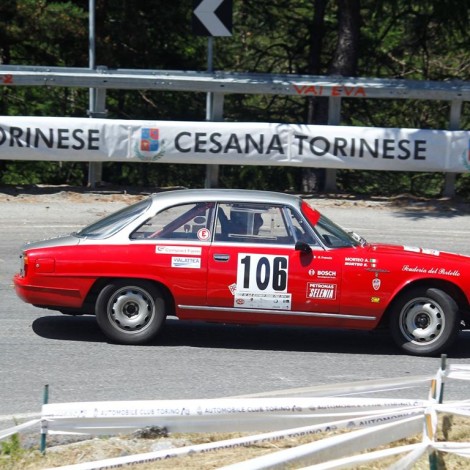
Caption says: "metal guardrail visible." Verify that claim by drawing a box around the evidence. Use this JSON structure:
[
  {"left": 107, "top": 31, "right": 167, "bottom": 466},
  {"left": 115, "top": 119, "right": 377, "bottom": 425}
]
[
  {"left": 1, "top": 65, "right": 468, "bottom": 193},
  {"left": 1, "top": 65, "right": 470, "bottom": 100}
]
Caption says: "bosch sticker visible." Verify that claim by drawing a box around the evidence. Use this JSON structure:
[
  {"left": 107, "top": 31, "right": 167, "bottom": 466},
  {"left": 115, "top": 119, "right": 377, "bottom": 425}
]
[{"left": 317, "top": 270, "right": 337, "bottom": 278}]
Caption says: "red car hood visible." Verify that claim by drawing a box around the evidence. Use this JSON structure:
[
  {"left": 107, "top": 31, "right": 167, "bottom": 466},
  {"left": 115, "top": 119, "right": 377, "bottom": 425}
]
[{"left": 367, "top": 243, "right": 467, "bottom": 263}]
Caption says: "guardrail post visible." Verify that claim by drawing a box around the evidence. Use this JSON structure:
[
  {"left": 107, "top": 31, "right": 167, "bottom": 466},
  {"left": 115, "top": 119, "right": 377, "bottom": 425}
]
[
  {"left": 87, "top": 77, "right": 107, "bottom": 188},
  {"left": 40, "top": 384, "right": 49, "bottom": 454},
  {"left": 428, "top": 355, "right": 447, "bottom": 470},
  {"left": 205, "top": 92, "right": 224, "bottom": 188},
  {"left": 324, "top": 96, "right": 341, "bottom": 192},
  {"left": 443, "top": 100, "right": 463, "bottom": 198}
]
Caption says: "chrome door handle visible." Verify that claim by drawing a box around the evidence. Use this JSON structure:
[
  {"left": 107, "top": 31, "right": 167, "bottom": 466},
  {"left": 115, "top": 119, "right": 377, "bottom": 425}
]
[{"left": 213, "top": 254, "right": 230, "bottom": 262}]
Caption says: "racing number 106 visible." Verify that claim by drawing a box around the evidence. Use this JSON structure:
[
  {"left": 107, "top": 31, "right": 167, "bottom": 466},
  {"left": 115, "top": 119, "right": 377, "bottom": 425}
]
[{"left": 238, "top": 254, "right": 288, "bottom": 292}]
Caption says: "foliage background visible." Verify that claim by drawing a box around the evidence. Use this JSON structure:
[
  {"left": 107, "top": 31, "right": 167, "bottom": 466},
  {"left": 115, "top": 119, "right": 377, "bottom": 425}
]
[{"left": 0, "top": 0, "right": 469, "bottom": 197}]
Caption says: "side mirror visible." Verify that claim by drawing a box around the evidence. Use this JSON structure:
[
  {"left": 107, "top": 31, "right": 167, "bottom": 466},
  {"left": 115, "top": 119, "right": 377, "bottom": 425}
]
[{"left": 295, "top": 241, "right": 312, "bottom": 254}]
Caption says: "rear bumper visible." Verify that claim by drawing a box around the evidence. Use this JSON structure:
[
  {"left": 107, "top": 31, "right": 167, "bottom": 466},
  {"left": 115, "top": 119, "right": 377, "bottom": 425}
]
[{"left": 13, "top": 274, "right": 87, "bottom": 309}]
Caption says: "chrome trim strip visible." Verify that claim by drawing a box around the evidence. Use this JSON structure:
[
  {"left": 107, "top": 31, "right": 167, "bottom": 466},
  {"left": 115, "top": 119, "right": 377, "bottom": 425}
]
[{"left": 177, "top": 305, "right": 376, "bottom": 321}]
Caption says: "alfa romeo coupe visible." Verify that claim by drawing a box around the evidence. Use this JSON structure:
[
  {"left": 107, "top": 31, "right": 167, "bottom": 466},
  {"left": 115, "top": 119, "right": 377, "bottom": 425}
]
[{"left": 13, "top": 189, "right": 470, "bottom": 356}]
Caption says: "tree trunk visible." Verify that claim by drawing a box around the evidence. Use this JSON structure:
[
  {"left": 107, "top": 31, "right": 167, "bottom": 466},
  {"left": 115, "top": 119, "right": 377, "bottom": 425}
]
[
  {"left": 303, "top": 0, "right": 361, "bottom": 193},
  {"left": 329, "top": 0, "right": 360, "bottom": 76}
]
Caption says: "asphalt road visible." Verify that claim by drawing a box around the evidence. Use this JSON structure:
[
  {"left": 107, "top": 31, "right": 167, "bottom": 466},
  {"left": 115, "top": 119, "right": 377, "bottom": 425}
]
[{"left": 2, "top": 192, "right": 470, "bottom": 419}]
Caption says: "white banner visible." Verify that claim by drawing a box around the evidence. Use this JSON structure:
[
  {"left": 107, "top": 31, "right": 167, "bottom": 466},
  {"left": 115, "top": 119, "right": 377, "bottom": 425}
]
[
  {"left": 41, "top": 397, "right": 426, "bottom": 435},
  {"left": 0, "top": 116, "right": 469, "bottom": 172}
]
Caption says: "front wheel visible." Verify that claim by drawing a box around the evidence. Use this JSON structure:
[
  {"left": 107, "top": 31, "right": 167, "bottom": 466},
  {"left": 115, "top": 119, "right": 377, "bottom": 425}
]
[
  {"left": 390, "top": 287, "right": 460, "bottom": 356},
  {"left": 96, "top": 280, "right": 166, "bottom": 344}
]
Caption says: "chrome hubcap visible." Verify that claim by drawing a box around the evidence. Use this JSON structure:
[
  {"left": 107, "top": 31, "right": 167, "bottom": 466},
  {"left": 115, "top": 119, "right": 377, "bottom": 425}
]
[
  {"left": 400, "top": 297, "right": 444, "bottom": 344},
  {"left": 108, "top": 287, "right": 155, "bottom": 332}
]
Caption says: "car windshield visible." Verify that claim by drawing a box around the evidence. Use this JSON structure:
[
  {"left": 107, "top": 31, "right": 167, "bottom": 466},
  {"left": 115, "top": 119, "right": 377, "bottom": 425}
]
[
  {"left": 315, "top": 214, "right": 361, "bottom": 248},
  {"left": 301, "top": 201, "right": 362, "bottom": 248},
  {"left": 75, "top": 198, "right": 152, "bottom": 239}
]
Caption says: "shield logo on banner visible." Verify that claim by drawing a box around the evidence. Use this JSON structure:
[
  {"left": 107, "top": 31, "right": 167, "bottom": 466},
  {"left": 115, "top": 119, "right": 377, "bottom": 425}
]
[
  {"left": 461, "top": 139, "right": 470, "bottom": 171},
  {"left": 140, "top": 128, "right": 160, "bottom": 152}
]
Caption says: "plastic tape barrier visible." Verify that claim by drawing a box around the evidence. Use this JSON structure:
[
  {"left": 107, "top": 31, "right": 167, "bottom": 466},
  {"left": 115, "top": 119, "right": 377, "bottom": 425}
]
[
  {"left": 0, "top": 419, "right": 41, "bottom": 441},
  {"left": 46, "top": 408, "right": 424, "bottom": 470},
  {"left": 41, "top": 396, "right": 427, "bottom": 436}
]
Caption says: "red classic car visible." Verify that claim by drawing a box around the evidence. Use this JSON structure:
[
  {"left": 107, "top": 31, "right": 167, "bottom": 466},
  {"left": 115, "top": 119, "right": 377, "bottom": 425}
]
[{"left": 13, "top": 189, "right": 470, "bottom": 355}]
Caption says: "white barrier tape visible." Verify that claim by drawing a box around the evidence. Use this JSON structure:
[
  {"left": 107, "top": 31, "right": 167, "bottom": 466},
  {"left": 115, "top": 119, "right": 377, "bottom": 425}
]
[
  {"left": 297, "top": 443, "right": 426, "bottom": 470},
  {"left": 46, "top": 408, "right": 423, "bottom": 470},
  {"left": 233, "top": 375, "right": 434, "bottom": 399},
  {"left": 215, "top": 439, "right": 470, "bottom": 470},
  {"left": 435, "top": 403, "right": 470, "bottom": 418},
  {"left": 433, "top": 441, "right": 470, "bottom": 458},
  {"left": 383, "top": 443, "right": 429, "bottom": 470},
  {"left": 44, "top": 409, "right": 422, "bottom": 435},
  {"left": 0, "top": 418, "right": 41, "bottom": 441},
  {"left": 218, "top": 415, "right": 423, "bottom": 470},
  {"left": 446, "top": 364, "right": 470, "bottom": 381},
  {"left": 446, "top": 370, "right": 470, "bottom": 381},
  {"left": 449, "top": 364, "right": 470, "bottom": 371},
  {"left": 0, "top": 412, "right": 41, "bottom": 423},
  {"left": 42, "top": 397, "right": 427, "bottom": 435}
]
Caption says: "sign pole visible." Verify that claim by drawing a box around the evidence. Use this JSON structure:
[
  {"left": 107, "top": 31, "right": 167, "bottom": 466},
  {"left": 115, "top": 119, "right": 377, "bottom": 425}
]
[
  {"left": 205, "top": 37, "right": 219, "bottom": 187},
  {"left": 193, "top": 0, "right": 232, "bottom": 188}
]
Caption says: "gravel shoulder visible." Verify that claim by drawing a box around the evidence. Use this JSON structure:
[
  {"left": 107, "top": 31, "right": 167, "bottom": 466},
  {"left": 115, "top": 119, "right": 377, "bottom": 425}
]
[{"left": 1, "top": 184, "right": 470, "bottom": 214}]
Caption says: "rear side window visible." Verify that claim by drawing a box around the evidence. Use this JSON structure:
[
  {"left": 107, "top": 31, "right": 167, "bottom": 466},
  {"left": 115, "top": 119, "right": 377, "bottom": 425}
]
[
  {"left": 131, "top": 202, "right": 215, "bottom": 241},
  {"left": 76, "top": 198, "right": 151, "bottom": 239}
]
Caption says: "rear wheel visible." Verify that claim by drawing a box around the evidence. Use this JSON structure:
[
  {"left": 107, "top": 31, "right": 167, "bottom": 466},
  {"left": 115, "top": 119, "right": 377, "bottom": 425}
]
[
  {"left": 390, "top": 287, "right": 460, "bottom": 356},
  {"left": 96, "top": 280, "right": 165, "bottom": 344}
]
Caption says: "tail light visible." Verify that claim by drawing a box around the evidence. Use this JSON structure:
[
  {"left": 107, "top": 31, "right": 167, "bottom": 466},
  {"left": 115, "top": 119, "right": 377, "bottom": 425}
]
[{"left": 20, "top": 253, "right": 28, "bottom": 277}]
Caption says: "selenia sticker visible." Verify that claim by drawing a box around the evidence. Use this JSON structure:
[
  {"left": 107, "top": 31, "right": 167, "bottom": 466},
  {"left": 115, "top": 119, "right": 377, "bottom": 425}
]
[
  {"left": 306, "top": 283, "right": 337, "bottom": 300},
  {"left": 234, "top": 253, "right": 291, "bottom": 310}
]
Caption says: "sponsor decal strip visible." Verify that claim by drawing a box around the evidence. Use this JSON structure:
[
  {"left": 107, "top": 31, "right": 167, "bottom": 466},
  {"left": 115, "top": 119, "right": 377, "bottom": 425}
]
[
  {"left": 156, "top": 245, "right": 202, "bottom": 255},
  {"left": 171, "top": 257, "right": 201, "bottom": 268}
]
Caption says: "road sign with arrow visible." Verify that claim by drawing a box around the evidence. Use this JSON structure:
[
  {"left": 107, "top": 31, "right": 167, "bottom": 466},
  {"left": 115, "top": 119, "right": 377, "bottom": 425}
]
[{"left": 192, "top": 0, "right": 233, "bottom": 37}]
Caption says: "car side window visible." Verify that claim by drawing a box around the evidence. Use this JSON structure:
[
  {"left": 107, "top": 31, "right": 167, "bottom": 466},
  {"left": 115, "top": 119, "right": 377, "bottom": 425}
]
[
  {"left": 130, "top": 202, "right": 215, "bottom": 241},
  {"left": 214, "top": 203, "right": 294, "bottom": 244},
  {"left": 289, "top": 210, "right": 318, "bottom": 245}
]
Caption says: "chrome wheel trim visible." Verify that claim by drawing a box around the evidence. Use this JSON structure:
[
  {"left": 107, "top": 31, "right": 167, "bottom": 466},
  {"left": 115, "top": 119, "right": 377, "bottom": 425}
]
[
  {"left": 107, "top": 286, "right": 156, "bottom": 333},
  {"left": 399, "top": 297, "right": 445, "bottom": 345}
]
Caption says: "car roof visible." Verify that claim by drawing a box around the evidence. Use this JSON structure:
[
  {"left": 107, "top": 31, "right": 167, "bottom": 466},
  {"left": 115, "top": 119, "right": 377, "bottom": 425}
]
[{"left": 148, "top": 189, "right": 303, "bottom": 208}]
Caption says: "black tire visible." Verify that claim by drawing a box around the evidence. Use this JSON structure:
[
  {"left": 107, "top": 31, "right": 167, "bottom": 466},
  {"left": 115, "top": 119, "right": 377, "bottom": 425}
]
[
  {"left": 390, "top": 287, "right": 460, "bottom": 356},
  {"left": 95, "top": 279, "right": 166, "bottom": 345}
]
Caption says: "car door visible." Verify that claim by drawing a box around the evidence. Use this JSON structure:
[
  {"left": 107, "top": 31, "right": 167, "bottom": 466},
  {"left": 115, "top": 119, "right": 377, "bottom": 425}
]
[
  {"left": 205, "top": 202, "right": 343, "bottom": 326},
  {"left": 129, "top": 201, "right": 214, "bottom": 307}
]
